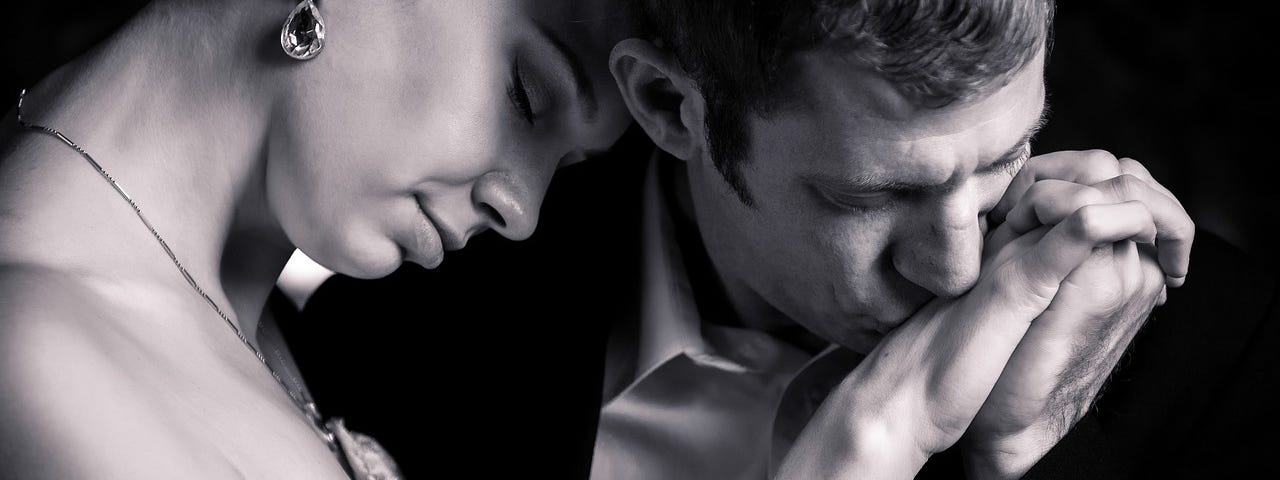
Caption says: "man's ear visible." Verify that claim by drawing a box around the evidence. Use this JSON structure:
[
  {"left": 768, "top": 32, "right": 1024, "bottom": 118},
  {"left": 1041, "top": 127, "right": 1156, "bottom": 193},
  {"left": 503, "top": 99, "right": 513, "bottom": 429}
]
[{"left": 609, "top": 38, "right": 706, "bottom": 162}]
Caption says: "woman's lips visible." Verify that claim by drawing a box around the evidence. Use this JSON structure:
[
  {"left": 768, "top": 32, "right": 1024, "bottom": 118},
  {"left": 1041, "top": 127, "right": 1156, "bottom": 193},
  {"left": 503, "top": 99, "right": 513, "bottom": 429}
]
[{"left": 411, "top": 196, "right": 444, "bottom": 268}]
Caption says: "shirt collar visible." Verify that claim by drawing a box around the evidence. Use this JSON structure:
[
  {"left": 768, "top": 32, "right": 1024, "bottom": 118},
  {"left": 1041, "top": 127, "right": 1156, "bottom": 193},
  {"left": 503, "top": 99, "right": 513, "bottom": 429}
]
[
  {"left": 605, "top": 153, "right": 818, "bottom": 403},
  {"left": 634, "top": 152, "right": 732, "bottom": 379},
  {"left": 593, "top": 152, "right": 867, "bottom": 478}
]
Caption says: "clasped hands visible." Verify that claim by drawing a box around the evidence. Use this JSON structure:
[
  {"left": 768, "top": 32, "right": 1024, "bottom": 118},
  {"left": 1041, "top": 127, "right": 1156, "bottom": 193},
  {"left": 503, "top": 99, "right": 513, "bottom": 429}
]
[{"left": 777, "top": 151, "right": 1194, "bottom": 479}]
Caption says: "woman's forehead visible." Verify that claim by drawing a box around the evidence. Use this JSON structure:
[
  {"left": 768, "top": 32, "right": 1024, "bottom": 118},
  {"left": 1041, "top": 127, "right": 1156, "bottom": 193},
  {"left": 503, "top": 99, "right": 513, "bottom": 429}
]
[{"left": 523, "top": 0, "right": 634, "bottom": 44}]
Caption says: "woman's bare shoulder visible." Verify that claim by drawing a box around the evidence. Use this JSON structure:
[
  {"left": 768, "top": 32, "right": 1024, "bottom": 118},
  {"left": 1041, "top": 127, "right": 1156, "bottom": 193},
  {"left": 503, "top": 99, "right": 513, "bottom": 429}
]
[
  {"left": 0, "top": 263, "right": 239, "bottom": 478},
  {"left": 0, "top": 263, "right": 123, "bottom": 349},
  {"left": 0, "top": 263, "right": 118, "bottom": 357},
  {"left": 0, "top": 262, "right": 101, "bottom": 310}
]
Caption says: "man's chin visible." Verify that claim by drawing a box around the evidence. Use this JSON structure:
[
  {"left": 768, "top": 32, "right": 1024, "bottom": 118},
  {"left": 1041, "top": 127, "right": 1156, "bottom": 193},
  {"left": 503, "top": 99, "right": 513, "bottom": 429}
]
[{"left": 845, "top": 305, "right": 935, "bottom": 353}]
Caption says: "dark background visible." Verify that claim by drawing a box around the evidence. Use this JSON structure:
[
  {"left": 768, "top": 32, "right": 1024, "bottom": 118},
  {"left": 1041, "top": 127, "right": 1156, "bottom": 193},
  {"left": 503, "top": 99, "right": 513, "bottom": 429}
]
[
  {"left": 3, "top": 0, "right": 1277, "bottom": 269},
  {"left": 4, "top": 2, "right": 1278, "bottom": 477}
]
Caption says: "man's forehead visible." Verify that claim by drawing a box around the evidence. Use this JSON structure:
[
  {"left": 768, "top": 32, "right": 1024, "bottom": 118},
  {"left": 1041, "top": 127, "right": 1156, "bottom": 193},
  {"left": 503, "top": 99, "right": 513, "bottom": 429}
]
[
  {"left": 784, "top": 48, "right": 1047, "bottom": 138},
  {"left": 768, "top": 49, "right": 1048, "bottom": 184}
]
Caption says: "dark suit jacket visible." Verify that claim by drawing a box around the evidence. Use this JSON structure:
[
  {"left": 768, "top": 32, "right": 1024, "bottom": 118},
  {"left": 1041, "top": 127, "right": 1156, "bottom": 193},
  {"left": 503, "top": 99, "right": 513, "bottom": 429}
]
[{"left": 281, "top": 132, "right": 1280, "bottom": 478}]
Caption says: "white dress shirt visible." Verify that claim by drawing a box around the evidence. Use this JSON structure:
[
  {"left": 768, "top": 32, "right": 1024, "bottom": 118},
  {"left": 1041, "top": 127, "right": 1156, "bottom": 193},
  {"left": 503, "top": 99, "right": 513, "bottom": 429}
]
[{"left": 591, "top": 158, "right": 864, "bottom": 479}]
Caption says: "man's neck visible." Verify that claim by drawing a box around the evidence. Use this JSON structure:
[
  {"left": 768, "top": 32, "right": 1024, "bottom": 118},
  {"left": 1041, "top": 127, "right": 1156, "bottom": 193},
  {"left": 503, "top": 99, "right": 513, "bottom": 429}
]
[{"left": 661, "top": 154, "right": 828, "bottom": 353}]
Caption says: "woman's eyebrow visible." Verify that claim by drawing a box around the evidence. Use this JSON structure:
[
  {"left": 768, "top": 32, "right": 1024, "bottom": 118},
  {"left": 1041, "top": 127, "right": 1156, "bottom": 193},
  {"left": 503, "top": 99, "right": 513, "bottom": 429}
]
[{"left": 533, "top": 21, "right": 599, "bottom": 123}]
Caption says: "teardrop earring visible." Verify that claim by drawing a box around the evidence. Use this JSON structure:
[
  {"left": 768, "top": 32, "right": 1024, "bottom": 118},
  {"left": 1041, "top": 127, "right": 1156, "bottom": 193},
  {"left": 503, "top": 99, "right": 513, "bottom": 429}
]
[{"left": 280, "top": 0, "right": 326, "bottom": 60}]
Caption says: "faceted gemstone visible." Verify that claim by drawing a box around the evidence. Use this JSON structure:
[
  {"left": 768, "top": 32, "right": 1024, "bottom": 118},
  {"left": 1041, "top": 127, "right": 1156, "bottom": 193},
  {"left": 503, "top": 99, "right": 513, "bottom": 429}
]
[
  {"left": 328, "top": 418, "right": 404, "bottom": 480},
  {"left": 280, "top": 0, "right": 325, "bottom": 60}
]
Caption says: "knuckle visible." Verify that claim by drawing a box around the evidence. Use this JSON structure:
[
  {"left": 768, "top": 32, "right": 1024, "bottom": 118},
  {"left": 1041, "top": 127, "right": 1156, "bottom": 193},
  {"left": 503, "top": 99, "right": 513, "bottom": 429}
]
[
  {"left": 1111, "top": 174, "right": 1144, "bottom": 198},
  {"left": 1099, "top": 274, "right": 1130, "bottom": 309},
  {"left": 1024, "top": 180, "right": 1052, "bottom": 200},
  {"left": 1083, "top": 149, "right": 1119, "bottom": 170},
  {"left": 1021, "top": 188, "right": 1055, "bottom": 214},
  {"left": 1117, "top": 157, "right": 1147, "bottom": 177},
  {"left": 1173, "top": 212, "right": 1197, "bottom": 239},
  {"left": 1069, "top": 205, "right": 1107, "bottom": 240},
  {"left": 988, "top": 264, "right": 1017, "bottom": 293},
  {"left": 1078, "top": 185, "right": 1108, "bottom": 206},
  {"left": 992, "top": 261, "right": 1056, "bottom": 310}
]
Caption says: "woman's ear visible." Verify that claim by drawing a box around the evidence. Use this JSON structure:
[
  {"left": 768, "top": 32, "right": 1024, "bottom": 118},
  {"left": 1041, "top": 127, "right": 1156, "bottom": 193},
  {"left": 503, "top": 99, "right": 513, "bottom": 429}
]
[{"left": 609, "top": 38, "right": 706, "bottom": 162}]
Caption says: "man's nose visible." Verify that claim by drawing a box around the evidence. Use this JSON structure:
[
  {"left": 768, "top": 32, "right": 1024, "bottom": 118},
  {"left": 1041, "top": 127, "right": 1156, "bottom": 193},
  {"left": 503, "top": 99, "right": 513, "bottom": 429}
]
[{"left": 893, "top": 192, "right": 984, "bottom": 298}]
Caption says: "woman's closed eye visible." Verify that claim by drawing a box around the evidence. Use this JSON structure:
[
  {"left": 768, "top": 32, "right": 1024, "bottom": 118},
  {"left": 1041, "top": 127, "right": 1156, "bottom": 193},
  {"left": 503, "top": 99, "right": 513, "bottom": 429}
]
[{"left": 507, "top": 58, "right": 550, "bottom": 125}]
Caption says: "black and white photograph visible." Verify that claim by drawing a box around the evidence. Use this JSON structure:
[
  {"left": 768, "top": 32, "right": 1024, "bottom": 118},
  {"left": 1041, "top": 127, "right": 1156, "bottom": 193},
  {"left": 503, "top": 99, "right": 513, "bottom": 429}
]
[{"left": 1, "top": 1, "right": 1277, "bottom": 478}]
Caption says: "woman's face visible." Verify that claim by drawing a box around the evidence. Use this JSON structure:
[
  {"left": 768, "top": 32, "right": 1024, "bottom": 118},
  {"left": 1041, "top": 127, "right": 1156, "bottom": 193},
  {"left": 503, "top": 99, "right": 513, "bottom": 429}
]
[{"left": 267, "top": 0, "right": 633, "bottom": 278}]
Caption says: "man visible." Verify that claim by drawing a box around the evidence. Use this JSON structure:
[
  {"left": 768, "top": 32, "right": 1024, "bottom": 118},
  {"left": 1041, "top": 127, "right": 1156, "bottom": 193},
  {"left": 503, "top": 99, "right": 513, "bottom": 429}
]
[
  {"left": 284, "top": 1, "right": 1279, "bottom": 478},
  {"left": 593, "top": 0, "right": 1194, "bottom": 477}
]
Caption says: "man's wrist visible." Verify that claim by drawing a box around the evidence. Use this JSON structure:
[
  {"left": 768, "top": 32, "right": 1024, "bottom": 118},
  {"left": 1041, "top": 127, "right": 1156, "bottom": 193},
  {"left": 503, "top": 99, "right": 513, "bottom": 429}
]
[
  {"left": 779, "top": 418, "right": 932, "bottom": 479},
  {"left": 778, "top": 380, "right": 934, "bottom": 479},
  {"left": 962, "top": 428, "right": 1055, "bottom": 480}
]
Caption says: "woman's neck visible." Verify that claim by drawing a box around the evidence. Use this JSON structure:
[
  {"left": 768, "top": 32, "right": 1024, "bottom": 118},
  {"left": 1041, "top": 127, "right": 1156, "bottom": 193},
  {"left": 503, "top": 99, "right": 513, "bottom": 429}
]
[{"left": 10, "top": 0, "right": 295, "bottom": 344}]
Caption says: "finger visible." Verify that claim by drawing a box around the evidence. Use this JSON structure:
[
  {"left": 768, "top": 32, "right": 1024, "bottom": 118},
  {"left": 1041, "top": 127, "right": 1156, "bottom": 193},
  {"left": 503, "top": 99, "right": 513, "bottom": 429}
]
[
  {"left": 1095, "top": 241, "right": 1163, "bottom": 355},
  {"left": 1113, "top": 239, "right": 1140, "bottom": 294},
  {"left": 991, "top": 201, "right": 1157, "bottom": 310},
  {"left": 1137, "top": 242, "right": 1169, "bottom": 305},
  {"left": 1002, "top": 174, "right": 1193, "bottom": 287},
  {"left": 981, "top": 223, "right": 1047, "bottom": 276},
  {"left": 1036, "top": 243, "right": 1157, "bottom": 407},
  {"left": 1004, "top": 179, "right": 1109, "bottom": 235},
  {"left": 1116, "top": 158, "right": 1194, "bottom": 287},
  {"left": 938, "top": 203, "right": 1154, "bottom": 407},
  {"left": 1090, "top": 174, "right": 1194, "bottom": 287},
  {"left": 983, "top": 221, "right": 1019, "bottom": 261},
  {"left": 893, "top": 205, "right": 1152, "bottom": 444},
  {"left": 991, "top": 150, "right": 1123, "bottom": 224},
  {"left": 1103, "top": 252, "right": 1164, "bottom": 369},
  {"left": 1117, "top": 158, "right": 1182, "bottom": 209}
]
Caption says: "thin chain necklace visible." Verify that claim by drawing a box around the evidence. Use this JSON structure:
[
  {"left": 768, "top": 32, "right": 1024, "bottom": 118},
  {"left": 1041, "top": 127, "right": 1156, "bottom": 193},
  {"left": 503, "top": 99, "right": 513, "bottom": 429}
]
[{"left": 14, "top": 89, "right": 337, "bottom": 451}]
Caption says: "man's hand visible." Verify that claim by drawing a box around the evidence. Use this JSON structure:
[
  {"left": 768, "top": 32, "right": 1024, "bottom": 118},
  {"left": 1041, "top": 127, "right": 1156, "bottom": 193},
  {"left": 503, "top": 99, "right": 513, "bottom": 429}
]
[
  {"left": 991, "top": 150, "right": 1192, "bottom": 287},
  {"left": 962, "top": 150, "right": 1194, "bottom": 479},
  {"left": 776, "top": 150, "right": 1192, "bottom": 480},
  {"left": 776, "top": 190, "right": 1159, "bottom": 479}
]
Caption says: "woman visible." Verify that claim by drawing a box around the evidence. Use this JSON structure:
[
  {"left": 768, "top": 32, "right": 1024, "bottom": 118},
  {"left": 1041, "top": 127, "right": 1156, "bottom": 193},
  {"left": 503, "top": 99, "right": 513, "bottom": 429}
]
[{"left": 0, "top": 0, "right": 634, "bottom": 477}]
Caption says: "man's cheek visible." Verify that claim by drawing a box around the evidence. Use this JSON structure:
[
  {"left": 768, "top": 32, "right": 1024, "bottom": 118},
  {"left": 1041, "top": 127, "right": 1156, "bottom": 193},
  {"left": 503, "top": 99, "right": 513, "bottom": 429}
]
[
  {"left": 979, "top": 173, "right": 1019, "bottom": 218},
  {"left": 978, "top": 175, "right": 1022, "bottom": 246}
]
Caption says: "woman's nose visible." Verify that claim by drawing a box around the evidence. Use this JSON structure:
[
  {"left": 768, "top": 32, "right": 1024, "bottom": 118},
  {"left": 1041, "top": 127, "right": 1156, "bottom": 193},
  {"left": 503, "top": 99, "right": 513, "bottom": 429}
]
[{"left": 471, "top": 169, "right": 544, "bottom": 241}]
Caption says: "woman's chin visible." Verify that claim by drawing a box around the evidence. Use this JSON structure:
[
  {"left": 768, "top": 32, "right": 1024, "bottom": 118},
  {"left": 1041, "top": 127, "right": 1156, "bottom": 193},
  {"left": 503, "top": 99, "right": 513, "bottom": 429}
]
[
  {"left": 316, "top": 244, "right": 405, "bottom": 280},
  {"left": 346, "top": 257, "right": 405, "bottom": 279}
]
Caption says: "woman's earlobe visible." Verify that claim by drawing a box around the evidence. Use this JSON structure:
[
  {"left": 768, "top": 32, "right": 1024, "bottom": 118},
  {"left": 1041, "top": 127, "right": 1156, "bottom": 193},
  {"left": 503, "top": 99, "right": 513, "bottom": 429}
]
[{"left": 609, "top": 39, "right": 704, "bottom": 162}]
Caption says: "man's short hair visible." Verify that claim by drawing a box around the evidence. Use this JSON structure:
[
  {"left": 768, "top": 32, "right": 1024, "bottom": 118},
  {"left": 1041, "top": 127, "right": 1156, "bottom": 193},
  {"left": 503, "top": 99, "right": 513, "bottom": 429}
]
[{"left": 627, "top": 0, "right": 1056, "bottom": 205}]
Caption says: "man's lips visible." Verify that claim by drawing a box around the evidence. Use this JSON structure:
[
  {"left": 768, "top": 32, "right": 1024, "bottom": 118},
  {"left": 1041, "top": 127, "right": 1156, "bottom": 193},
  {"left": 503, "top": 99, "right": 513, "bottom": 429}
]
[
  {"left": 857, "top": 316, "right": 899, "bottom": 337},
  {"left": 880, "top": 292, "right": 937, "bottom": 331}
]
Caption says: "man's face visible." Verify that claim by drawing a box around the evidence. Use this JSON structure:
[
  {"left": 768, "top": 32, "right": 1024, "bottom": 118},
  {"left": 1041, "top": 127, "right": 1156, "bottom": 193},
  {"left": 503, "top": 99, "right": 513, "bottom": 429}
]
[{"left": 686, "top": 49, "right": 1047, "bottom": 354}]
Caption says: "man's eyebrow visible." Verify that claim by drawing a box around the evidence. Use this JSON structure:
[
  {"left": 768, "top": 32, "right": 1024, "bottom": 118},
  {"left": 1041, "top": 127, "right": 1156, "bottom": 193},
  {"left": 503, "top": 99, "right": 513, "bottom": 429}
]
[
  {"left": 533, "top": 22, "right": 598, "bottom": 123},
  {"left": 974, "top": 105, "right": 1049, "bottom": 176},
  {"left": 801, "top": 103, "right": 1051, "bottom": 194}
]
